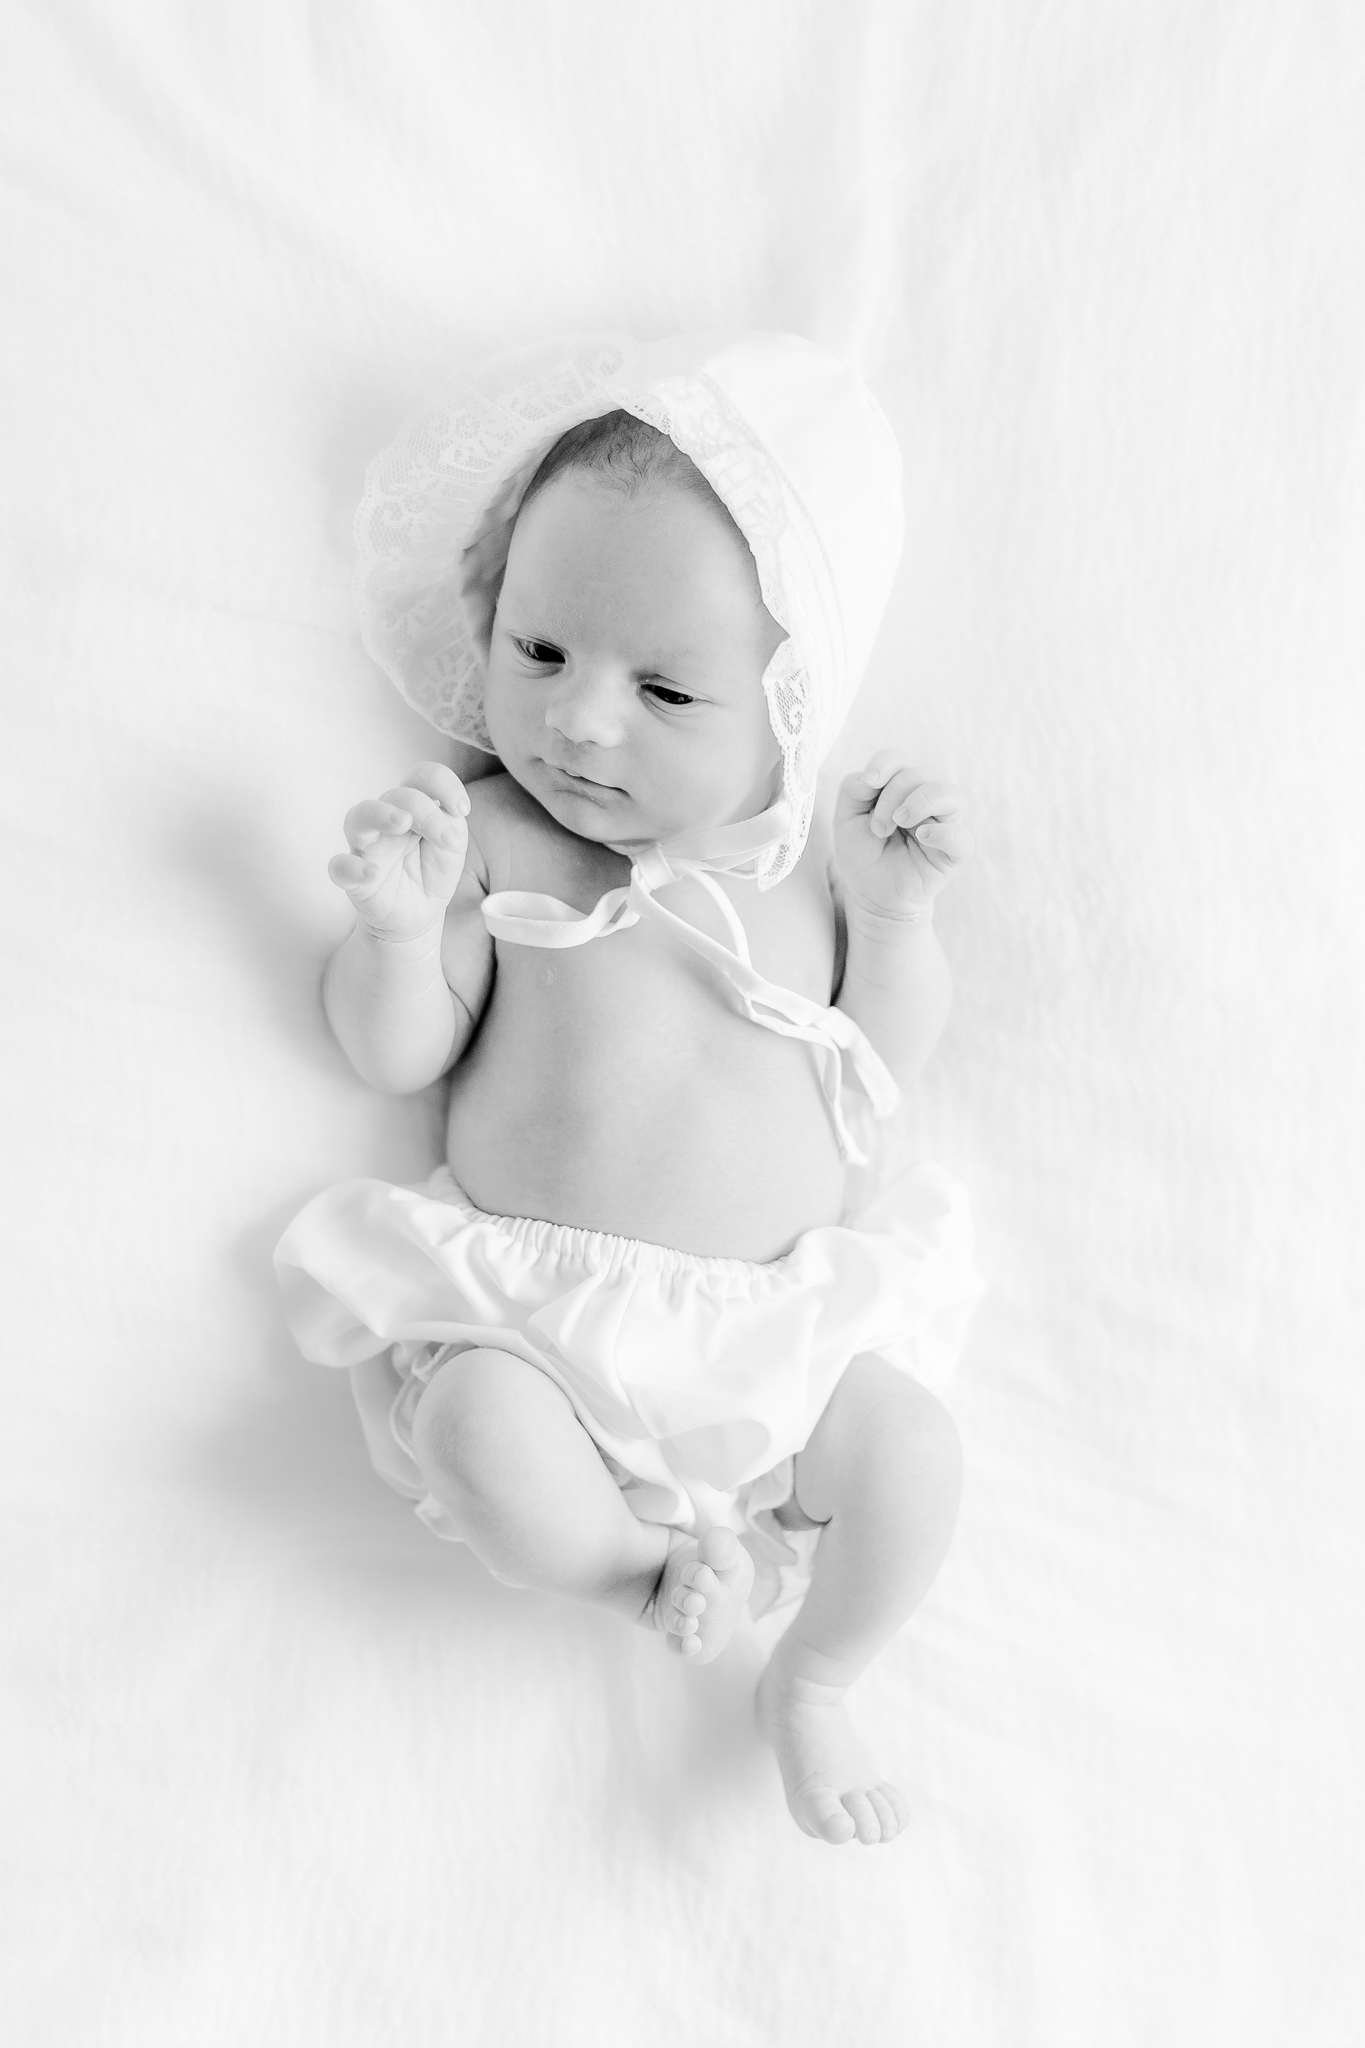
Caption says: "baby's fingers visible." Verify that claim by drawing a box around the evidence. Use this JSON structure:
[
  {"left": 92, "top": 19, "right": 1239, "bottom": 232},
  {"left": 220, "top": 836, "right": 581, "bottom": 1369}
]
[
  {"left": 329, "top": 850, "right": 379, "bottom": 891},
  {"left": 867, "top": 771, "right": 946, "bottom": 840},
  {"left": 887, "top": 780, "right": 966, "bottom": 838},
  {"left": 913, "top": 818, "right": 975, "bottom": 866},
  {"left": 839, "top": 751, "right": 912, "bottom": 810},
  {"left": 397, "top": 761, "right": 471, "bottom": 818},
  {"left": 343, "top": 796, "right": 414, "bottom": 852},
  {"left": 839, "top": 756, "right": 926, "bottom": 837},
  {"left": 380, "top": 786, "right": 466, "bottom": 853}
]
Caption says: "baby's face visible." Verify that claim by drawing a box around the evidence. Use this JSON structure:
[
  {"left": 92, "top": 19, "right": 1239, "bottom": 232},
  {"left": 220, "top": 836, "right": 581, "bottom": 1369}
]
[{"left": 484, "top": 470, "right": 785, "bottom": 849}]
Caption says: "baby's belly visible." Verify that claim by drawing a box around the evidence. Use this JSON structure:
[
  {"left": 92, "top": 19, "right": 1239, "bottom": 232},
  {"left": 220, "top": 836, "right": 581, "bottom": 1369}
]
[{"left": 444, "top": 938, "right": 847, "bottom": 1262}]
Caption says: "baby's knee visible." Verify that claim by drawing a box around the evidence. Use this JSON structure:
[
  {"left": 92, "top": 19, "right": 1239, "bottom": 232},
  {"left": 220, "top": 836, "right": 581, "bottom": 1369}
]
[
  {"left": 410, "top": 1347, "right": 534, "bottom": 1491},
  {"left": 885, "top": 1374, "right": 961, "bottom": 1477},
  {"left": 867, "top": 1379, "right": 961, "bottom": 1511},
  {"left": 803, "top": 1360, "right": 964, "bottom": 1528}
]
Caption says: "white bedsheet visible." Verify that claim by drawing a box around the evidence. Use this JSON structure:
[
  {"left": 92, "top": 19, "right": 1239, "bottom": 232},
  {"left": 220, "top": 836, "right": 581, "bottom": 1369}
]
[{"left": 3, "top": 4, "right": 1362, "bottom": 2042}]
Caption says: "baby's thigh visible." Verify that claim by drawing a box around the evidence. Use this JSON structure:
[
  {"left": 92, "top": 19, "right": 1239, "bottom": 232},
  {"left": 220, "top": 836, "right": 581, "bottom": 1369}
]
[{"left": 791, "top": 1356, "right": 963, "bottom": 1526}]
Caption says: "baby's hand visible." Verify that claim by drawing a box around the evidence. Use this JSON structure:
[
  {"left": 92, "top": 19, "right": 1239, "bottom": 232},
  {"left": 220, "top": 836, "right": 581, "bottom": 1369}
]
[
  {"left": 328, "top": 760, "right": 471, "bottom": 942},
  {"left": 834, "top": 753, "right": 974, "bottom": 919}
]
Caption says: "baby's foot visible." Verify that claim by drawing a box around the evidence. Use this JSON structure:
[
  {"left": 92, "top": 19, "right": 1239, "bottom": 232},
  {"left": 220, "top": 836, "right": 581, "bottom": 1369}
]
[
  {"left": 649, "top": 1527, "right": 754, "bottom": 1663},
  {"left": 756, "top": 1662, "right": 910, "bottom": 1845}
]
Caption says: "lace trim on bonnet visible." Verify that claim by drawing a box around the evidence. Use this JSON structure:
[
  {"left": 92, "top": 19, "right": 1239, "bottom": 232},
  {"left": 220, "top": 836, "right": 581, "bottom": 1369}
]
[{"left": 353, "top": 335, "right": 872, "bottom": 887}]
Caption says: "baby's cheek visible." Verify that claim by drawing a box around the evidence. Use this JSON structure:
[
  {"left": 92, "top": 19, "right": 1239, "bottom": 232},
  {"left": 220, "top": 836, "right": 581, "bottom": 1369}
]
[{"left": 481, "top": 676, "right": 527, "bottom": 757}]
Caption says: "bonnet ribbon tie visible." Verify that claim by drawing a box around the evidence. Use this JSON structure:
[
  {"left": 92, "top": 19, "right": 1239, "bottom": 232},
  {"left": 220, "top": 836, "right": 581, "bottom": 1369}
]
[{"left": 479, "top": 801, "right": 899, "bottom": 1164}]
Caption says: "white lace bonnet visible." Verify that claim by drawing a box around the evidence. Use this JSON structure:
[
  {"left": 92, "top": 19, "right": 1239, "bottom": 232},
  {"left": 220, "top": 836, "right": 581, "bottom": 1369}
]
[{"left": 354, "top": 331, "right": 904, "bottom": 885}]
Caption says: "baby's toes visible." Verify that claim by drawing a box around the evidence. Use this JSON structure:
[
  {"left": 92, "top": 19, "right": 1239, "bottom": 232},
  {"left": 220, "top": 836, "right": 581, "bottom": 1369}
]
[
  {"left": 665, "top": 1600, "right": 700, "bottom": 1639},
  {"left": 876, "top": 1783, "right": 910, "bottom": 1837},
  {"left": 841, "top": 1792, "right": 884, "bottom": 1846},
  {"left": 807, "top": 1794, "right": 857, "bottom": 1846},
  {"left": 689, "top": 1530, "right": 755, "bottom": 1608},
  {"left": 865, "top": 1787, "right": 903, "bottom": 1843},
  {"left": 696, "top": 1527, "right": 740, "bottom": 1576},
  {"left": 664, "top": 1609, "right": 701, "bottom": 1657}
]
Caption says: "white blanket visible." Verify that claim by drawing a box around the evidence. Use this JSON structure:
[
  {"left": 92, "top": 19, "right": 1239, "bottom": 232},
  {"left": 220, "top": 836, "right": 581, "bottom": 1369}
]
[{"left": 4, "top": 4, "right": 1361, "bottom": 2041}]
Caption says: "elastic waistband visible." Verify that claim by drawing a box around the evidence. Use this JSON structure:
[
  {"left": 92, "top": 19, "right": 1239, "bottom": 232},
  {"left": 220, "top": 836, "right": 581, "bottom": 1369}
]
[{"left": 425, "top": 1164, "right": 800, "bottom": 1281}]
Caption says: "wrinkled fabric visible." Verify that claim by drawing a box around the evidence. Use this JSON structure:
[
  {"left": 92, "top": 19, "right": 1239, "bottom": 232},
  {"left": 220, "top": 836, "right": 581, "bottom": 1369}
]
[{"left": 275, "top": 1163, "right": 981, "bottom": 1613}]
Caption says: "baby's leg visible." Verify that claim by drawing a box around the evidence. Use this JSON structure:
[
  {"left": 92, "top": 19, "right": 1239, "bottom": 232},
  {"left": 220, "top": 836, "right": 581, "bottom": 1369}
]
[
  {"left": 757, "top": 1358, "right": 963, "bottom": 1847},
  {"left": 410, "top": 1348, "right": 751, "bottom": 1656}
]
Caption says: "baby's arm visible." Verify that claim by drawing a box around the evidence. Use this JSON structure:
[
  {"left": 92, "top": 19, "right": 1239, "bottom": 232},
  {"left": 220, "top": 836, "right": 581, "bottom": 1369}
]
[
  {"left": 832, "top": 753, "right": 974, "bottom": 1086},
  {"left": 323, "top": 760, "right": 494, "bottom": 1093}
]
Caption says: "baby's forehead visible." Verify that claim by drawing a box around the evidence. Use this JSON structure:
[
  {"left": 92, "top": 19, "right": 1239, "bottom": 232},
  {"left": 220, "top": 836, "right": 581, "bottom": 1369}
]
[
  {"left": 507, "top": 467, "right": 763, "bottom": 599},
  {"left": 501, "top": 471, "right": 782, "bottom": 676}
]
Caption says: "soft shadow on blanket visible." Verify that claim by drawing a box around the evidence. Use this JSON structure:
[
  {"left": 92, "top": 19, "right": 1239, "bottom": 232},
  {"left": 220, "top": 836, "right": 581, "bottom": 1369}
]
[{"left": 188, "top": 1215, "right": 780, "bottom": 1853}]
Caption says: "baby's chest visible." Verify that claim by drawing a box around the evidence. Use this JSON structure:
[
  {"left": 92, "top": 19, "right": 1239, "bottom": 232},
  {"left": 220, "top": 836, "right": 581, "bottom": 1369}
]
[
  {"left": 480, "top": 794, "right": 839, "bottom": 1052},
  {"left": 491, "top": 870, "right": 836, "bottom": 1050}
]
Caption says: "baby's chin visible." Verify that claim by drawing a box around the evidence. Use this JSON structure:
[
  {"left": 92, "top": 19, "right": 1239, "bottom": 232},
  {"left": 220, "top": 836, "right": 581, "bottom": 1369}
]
[
  {"left": 513, "top": 760, "right": 673, "bottom": 844},
  {"left": 508, "top": 752, "right": 769, "bottom": 850}
]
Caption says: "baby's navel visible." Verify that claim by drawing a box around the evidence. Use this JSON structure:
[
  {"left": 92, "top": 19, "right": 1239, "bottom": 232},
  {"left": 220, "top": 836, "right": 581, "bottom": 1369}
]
[{"left": 540, "top": 964, "right": 556, "bottom": 988}]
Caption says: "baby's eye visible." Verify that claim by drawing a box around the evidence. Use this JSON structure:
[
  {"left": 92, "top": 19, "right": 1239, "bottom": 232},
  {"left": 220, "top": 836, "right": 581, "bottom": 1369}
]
[
  {"left": 513, "top": 637, "right": 563, "bottom": 665},
  {"left": 644, "top": 682, "right": 696, "bottom": 708}
]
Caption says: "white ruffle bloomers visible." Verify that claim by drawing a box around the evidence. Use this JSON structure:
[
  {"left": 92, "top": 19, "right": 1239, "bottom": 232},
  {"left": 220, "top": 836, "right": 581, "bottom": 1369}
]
[{"left": 275, "top": 1158, "right": 980, "bottom": 1616}]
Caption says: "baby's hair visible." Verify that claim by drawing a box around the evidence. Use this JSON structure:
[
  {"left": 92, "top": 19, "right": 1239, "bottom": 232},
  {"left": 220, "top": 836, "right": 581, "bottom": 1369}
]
[{"left": 520, "top": 409, "right": 730, "bottom": 524}]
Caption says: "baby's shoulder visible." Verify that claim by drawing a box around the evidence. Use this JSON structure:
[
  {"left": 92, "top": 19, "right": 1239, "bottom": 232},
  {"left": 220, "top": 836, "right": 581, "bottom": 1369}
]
[
  {"left": 463, "top": 771, "right": 548, "bottom": 891},
  {"left": 464, "top": 770, "right": 620, "bottom": 904},
  {"left": 797, "top": 793, "right": 843, "bottom": 991},
  {"left": 720, "top": 799, "right": 838, "bottom": 998},
  {"left": 802, "top": 795, "right": 837, "bottom": 889},
  {"left": 781, "top": 795, "right": 838, "bottom": 924}
]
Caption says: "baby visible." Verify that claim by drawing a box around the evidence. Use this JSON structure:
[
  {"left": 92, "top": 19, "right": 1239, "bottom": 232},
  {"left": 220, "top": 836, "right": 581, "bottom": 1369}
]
[{"left": 277, "top": 333, "right": 979, "bottom": 1848}]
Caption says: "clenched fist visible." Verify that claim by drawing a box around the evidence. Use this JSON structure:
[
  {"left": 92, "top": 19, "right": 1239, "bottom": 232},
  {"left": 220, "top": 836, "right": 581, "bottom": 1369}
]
[{"left": 835, "top": 753, "right": 974, "bottom": 919}]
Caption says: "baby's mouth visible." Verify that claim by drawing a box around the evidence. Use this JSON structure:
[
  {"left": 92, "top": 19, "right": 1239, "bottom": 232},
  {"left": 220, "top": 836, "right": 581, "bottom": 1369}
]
[{"left": 542, "top": 760, "right": 625, "bottom": 797}]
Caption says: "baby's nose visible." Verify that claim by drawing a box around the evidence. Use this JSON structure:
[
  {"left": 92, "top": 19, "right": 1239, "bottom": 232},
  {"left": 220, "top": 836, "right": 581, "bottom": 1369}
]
[{"left": 544, "top": 668, "right": 626, "bottom": 748}]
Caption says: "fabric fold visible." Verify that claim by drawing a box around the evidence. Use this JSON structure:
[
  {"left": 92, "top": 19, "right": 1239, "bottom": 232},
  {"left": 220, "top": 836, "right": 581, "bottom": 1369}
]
[{"left": 275, "top": 1162, "right": 982, "bottom": 1616}]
